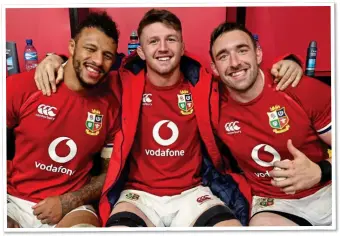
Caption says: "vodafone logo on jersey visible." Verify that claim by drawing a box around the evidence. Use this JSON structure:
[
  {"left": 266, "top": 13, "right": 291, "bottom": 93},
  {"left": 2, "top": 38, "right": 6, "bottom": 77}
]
[
  {"left": 152, "top": 120, "right": 179, "bottom": 146},
  {"left": 48, "top": 137, "right": 77, "bottom": 163},
  {"left": 36, "top": 104, "right": 57, "bottom": 120},
  {"left": 251, "top": 144, "right": 281, "bottom": 178},
  {"left": 145, "top": 120, "right": 185, "bottom": 157},
  {"left": 34, "top": 137, "right": 77, "bottom": 176}
]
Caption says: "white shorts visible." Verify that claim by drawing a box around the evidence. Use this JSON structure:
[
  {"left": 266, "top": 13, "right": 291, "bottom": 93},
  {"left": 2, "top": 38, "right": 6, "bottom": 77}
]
[
  {"left": 251, "top": 184, "right": 332, "bottom": 226},
  {"left": 115, "top": 185, "right": 228, "bottom": 227},
  {"left": 7, "top": 194, "right": 98, "bottom": 228}
]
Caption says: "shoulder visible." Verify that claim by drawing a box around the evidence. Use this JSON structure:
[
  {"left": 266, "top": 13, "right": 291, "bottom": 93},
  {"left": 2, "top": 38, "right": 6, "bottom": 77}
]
[
  {"left": 282, "top": 75, "right": 331, "bottom": 117},
  {"left": 7, "top": 70, "right": 40, "bottom": 100},
  {"left": 284, "top": 75, "right": 330, "bottom": 101},
  {"left": 7, "top": 70, "right": 37, "bottom": 91}
]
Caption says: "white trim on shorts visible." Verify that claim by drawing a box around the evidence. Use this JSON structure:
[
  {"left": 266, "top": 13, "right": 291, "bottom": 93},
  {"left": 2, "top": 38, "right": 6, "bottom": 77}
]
[{"left": 114, "top": 185, "right": 227, "bottom": 227}]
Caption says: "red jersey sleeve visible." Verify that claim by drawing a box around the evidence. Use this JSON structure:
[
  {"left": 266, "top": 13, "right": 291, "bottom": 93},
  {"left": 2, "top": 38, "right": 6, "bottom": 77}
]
[
  {"left": 6, "top": 70, "right": 38, "bottom": 129},
  {"left": 285, "top": 76, "right": 331, "bottom": 135}
]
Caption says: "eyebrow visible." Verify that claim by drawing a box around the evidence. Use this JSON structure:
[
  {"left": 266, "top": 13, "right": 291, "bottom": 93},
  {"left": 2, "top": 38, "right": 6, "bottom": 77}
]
[
  {"left": 83, "top": 43, "right": 97, "bottom": 48},
  {"left": 215, "top": 43, "right": 250, "bottom": 58},
  {"left": 147, "top": 34, "right": 179, "bottom": 41}
]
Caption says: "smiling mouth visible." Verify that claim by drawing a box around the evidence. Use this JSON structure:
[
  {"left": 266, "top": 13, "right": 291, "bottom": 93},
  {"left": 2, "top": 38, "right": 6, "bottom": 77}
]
[
  {"left": 84, "top": 64, "right": 103, "bottom": 79},
  {"left": 229, "top": 69, "right": 247, "bottom": 77},
  {"left": 156, "top": 56, "right": 171, "bottom": 61}
]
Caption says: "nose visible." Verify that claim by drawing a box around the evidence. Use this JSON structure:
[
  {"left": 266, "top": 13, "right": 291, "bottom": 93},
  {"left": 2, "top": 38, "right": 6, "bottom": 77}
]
[
  {"left": 92, "top": 51, "right": 103, "bottom": 66},
  {"left": 159, "top": 40, "right": 169, "bottom": 52},
  {"left": 229, "top": 52, "right": 241, "bottom": 68}
]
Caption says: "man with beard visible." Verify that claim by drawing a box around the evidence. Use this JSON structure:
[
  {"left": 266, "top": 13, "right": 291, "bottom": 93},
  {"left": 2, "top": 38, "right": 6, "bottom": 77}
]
[
  {"left": 209, "top": 22, "right": 331, "bottom": 226},
  {"left": 6, "top": 11, "right": 120, "bottom": 228}
]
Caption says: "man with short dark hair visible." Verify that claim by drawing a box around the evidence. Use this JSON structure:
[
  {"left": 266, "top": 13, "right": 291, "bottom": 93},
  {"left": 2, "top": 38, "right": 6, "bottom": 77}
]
[
  {"left": 6, "top": 11, "right": 120, "bottom": 228},
  {"left": 209, "top": 22, "right": 331, "bottom": 226}
]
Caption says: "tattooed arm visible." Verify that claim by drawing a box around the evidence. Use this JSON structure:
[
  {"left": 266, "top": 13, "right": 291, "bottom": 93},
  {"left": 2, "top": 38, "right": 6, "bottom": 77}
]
[
  {"left": 60, "top": 157, "right": 110, "bottom": 215},
  {"left": 32, "top": 157, "right": 110, "bottom": 225}
]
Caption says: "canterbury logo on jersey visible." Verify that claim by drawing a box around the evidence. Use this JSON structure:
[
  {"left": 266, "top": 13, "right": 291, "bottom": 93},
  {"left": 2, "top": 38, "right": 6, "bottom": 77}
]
[
  {"left": 225, "top": 121, "right": 241, "bottom": 134},
  {"left": 36, "top": 104, "right": 57, "bottom": 120},
  {"left": 142, "top": 93, "right": 152, "bottom": 106},
  {"left": 34, "top": 137, "right": 77, "bottom": 176}
]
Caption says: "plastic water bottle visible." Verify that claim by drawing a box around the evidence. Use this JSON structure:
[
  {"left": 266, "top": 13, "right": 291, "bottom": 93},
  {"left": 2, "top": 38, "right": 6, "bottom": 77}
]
[
  {"left": 24, "top": 39, "right": 38, "bottom": 71},
  {"left": 128, "top": 31, "right": 140, "bottom": 55},
  {"left": 253, "top": 34, "right": 261, "bottom": 50},
  {"left": 305, "top": 40, "right": 317, "bottom": 77}
]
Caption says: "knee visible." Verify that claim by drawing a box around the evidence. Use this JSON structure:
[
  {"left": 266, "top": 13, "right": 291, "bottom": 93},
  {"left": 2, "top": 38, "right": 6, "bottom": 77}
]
[
  {"left": 106, "top": 212, "right": 147, "bottom": 227},
  {"left": 249, "top": 212, "right": 279, "bottom": 226},
  {"left": 193, "top": 205, "right": 240, "bottom": 227},
  {"left": 70, "top": 223, "right": 97, "bottom": 228},
  {"left": 7, "top": 216, "right": 20, "bottom": 228}
]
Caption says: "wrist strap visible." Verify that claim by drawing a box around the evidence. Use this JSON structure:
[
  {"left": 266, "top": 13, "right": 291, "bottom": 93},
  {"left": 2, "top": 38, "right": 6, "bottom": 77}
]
[{"left": 317, "top": 160, "right": 332, "bottom": 183}]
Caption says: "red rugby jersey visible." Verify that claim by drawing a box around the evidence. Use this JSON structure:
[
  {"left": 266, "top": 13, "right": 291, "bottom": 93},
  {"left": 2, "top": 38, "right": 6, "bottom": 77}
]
[
  {"left": 217, "top": 70, "right": 331, "bottom": 199},
  {"left": 7, "top": 70, "right": 120, "bottom": 202},
  {"left": 125, "top": 74, "right": 202, "bottom": 196}
]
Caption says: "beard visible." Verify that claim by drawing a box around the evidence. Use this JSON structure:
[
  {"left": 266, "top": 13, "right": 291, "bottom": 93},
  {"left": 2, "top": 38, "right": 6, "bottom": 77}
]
[{"left": 72, "top": 55, "right": 108, "bottom": 89}]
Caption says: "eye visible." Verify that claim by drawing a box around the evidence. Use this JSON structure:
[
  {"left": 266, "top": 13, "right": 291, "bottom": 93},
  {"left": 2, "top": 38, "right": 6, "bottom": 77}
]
[
  {"left": 149, "top": 39, "right": 158, "bottom": 45},
  {"left": 218, "top": 54, "right": 228, "bottom": 61},
  {"left": 167, "top": 37, "right": 177, "bottom": 42},
  {"left": 239, "top": 48, "right": 248, "bottom": 54},
  {"left": 85, "top": 47, "right": 95, "bottom": 52},
  {"left": 104, "top": 54, "right": 114, "bottom": 60}
]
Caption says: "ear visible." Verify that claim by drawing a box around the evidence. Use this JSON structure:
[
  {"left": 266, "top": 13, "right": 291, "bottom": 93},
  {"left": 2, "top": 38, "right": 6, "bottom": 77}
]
[
  {"left": 181, "top": 41, "right": 185, "bottom": 56},
  {"left": 69, "top": 39, "right": 76, "bottom": 56},
  {"left": 256, "top": 46, "right": 263, "bottom": 65},
  {"left": 210, "top": 61, "right": 219, "bottom": 77},
  {"left": 136, "top": 46, "right": 146, "bottom": 61}
]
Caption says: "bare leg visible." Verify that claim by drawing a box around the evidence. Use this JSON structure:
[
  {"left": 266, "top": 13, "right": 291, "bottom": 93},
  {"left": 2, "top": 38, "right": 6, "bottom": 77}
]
[
  {"left": 213, "top": 219, "right": 242, "bottom": 227},
  {"left": 7, "top": 216, "right": 20, "bottom": 228},
  {"left": 56, "top": 210, "right": 100, "bottom": 228},
  {"left": 249, "top": 212, "right": 298, "bottom": 226}
]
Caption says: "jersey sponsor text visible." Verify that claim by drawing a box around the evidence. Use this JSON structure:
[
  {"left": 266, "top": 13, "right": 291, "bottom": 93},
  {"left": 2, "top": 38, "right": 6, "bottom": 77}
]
[{"left": 35, "top": 161, "right": 75, "bottom": 176}]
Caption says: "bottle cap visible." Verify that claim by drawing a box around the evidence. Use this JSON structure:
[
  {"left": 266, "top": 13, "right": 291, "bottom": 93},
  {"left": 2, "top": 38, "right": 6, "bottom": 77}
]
[
  {"left": 309, "top": 40, "right": 317, "bottom": 48},
  {"left": 130, "top": 30, "right": 138, "bottom": 40},
  {"left": 26, "top": 39, "right": 32, "bottom": 45}
]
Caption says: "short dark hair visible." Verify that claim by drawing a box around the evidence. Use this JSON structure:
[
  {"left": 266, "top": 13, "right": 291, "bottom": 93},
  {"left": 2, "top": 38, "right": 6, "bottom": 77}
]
[
  {"left": 137, "top": 9, "right": 182, "bottom": 40},
  {"left": 74, "top": 11, "right": 119, "bottom": 44},
  {"left": 209, "top": 22, "right": 256, "bottom": 60}
]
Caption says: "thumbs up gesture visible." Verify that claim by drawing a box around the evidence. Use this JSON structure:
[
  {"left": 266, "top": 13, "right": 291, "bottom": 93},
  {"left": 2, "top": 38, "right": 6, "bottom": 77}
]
[{"left": 269, "top": 139, "right": 322, "bottom": 194}]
